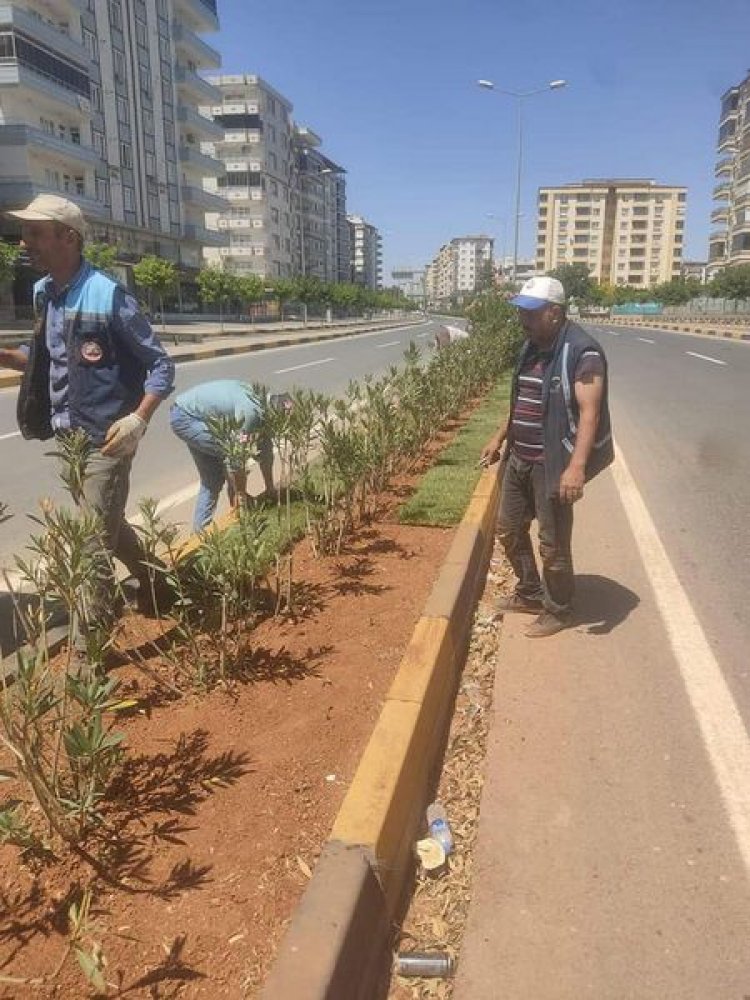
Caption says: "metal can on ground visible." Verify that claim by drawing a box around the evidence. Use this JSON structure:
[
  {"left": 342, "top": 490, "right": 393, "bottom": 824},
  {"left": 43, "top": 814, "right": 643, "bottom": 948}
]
[{"left": 395, "top": 951, "right": 455, "bottom": 978}]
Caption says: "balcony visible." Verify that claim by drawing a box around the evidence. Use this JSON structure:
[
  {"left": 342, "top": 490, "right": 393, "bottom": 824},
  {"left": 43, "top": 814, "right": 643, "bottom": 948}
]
[
  {"left": 172, "top": 23, "right": 220, "bottom": 70},
  {"left": 183, "top": 223, "right": 227, "bottom": 247},
  {"left": 710, "top": 205, "right": 729, "bottom": 224},
  {"left": 714, "top": 157, "right": 733, "bottom": 178},
  {"left": 0, "top": 122, "right": 101, "bottom": 167},
  {"left": 177, "top": 103, "right": 224, "bottom": 141},
  {"left": 0, "top": 179, "right": 106, "bottom": 217},
  {"left": 179, "top": 143, "right": 224, "bottom": 175},
  {"left": 0, "top": 4, "right": 89, "bottom": 65},
  {"left": 2, "top": 61, "right": 91, "bottom": 113},
  {"left": 712, "top": 181, "right": 731, "bottom": 200},
  {"left": 171, "top": 0, "right": 219, "bottom": 34},
  {"left": 175, "top": 65, "right": 221, "bottom": 106},
  {"left": 181, "top": 183, "right": 227, "bottom": 210}
]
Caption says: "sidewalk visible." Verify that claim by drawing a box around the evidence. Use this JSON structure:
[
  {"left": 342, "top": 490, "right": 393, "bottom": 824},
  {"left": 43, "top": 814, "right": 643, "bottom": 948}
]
[
  {"left": 0, "top": 315, "right": 424, "bottom": 389},
  {"left": 453, "top": 467, "right": 749, "bottom": 999}
]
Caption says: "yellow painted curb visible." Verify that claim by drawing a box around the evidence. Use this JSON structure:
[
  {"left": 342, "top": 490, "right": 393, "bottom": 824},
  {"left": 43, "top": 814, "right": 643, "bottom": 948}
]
[{"left": 330, "top": 464, "right": 501, "bottom": 913}]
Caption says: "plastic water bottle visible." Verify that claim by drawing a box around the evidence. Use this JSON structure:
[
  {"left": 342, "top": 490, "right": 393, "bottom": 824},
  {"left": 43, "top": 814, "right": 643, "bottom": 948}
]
[{"left": 426, "top": 802, "right": 453, "bottom": 855}]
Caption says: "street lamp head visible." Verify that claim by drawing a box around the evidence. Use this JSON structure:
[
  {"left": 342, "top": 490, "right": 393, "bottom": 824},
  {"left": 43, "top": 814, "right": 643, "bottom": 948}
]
[
  {"left": 549, "top": 79, "right": 567, "bottom": 90},
  {"left": 477, "top": 79, "right": 495, "bottom": 90}
]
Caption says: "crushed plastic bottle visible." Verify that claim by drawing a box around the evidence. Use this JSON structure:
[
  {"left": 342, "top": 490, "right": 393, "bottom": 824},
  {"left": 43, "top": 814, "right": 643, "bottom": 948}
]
[{"left": 426, "top": 802, "right": 453, "bottom": 856}]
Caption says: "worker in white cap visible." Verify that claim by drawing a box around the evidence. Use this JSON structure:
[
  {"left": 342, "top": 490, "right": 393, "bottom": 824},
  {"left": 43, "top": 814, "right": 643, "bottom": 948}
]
[
  {"left": 480, "top": 275, "right": 613, "bottom": 638},
  {"left": 0, "top": 193, "right": 175, "bottom": 623}
]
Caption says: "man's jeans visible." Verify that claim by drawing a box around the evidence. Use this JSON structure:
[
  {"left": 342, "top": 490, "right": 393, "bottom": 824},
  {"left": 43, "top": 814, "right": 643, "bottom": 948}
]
[
  {"left": 170, "top": 404, "right": 228, "bottom": 531},
  {"left": 496, "top": 453, "right": 574, "bottom": 617}
]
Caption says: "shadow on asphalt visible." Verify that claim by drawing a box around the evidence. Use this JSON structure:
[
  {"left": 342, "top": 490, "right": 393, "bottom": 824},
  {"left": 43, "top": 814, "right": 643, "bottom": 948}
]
[{"left": 574, "top": 573, "right": 640, "bottom": 635}]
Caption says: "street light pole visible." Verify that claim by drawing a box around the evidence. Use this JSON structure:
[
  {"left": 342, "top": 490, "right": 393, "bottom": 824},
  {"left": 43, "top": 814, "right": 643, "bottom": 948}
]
[{"left": 477, "top": 78, "right": 567, "bottom": 284}]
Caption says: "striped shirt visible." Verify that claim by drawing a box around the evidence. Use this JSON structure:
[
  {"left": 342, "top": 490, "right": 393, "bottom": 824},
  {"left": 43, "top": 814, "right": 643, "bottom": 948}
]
[{"left": 511, "top": 347, "right": 604, "bottom": 463}]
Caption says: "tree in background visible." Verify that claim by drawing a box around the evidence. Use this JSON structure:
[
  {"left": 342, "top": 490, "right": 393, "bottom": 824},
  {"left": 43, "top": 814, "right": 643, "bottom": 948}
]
[
  {"left": 0, "top": 242, "right": 20, "bottom": 317},
  {"left": 133, "top": 256, "right": 178, "bottom": 336},
  {"left": 236, "top": 274, "right": 265, "bottom": 319},
  {"left": 650, "top": 278, "right": 702, "bottom": 305},
  {"left": 295, "top": 276, "right": 327, "bottom": 325},
  {"left": 476, "top": 259, "right": 496, "bottom": 293},
  {"left": 268, "top": 278, "right": 297, "bottom": 322},
  {"left": 549, "top": 263, "right": 595, "bottom": 304},
  {"left": 196, "top": 266, "right": 237, "bottom": 333},
  {"left": 84, "top": 243, "right": 118, "bottom": 277},
  {"left": 708, "top": 264, "right": 750, "bottom": 301}
]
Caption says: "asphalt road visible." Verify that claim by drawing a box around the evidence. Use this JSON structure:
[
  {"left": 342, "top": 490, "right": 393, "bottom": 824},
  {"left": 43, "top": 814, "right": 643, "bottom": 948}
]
[{"left": 584, "top": 321, "right": 750, "bottom": 722}]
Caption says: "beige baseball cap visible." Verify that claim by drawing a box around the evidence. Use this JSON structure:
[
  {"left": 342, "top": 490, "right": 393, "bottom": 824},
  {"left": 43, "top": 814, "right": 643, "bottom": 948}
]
[
  {"left": 6, "top": 193, "right": 87, "bottom": 238},
  {"left": 510, "top": 275, "right": 566, "bottom": 309}
]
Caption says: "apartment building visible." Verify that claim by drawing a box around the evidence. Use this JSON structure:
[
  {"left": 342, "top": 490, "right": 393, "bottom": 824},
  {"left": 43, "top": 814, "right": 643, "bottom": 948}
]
[
  {"left": 0, "top": 0, "right": 226, "bottom": 288},
  {"left": 347, "top": 213, "right": 381, "bottom": 288},
  {"left": 425, "top": 235, "right": 494, "bottom": 304},
  {"left": 293, "top": 125, "right": 347, "bottom": 283},
  {"left": 709, "top": 70, "right": 750, "bottom": 275},
  {"left": 201, "top": 74, "right": 296, "bottom": 278},
  {"left": 536, "top": 179, "right": 686, "bottom": 288}
]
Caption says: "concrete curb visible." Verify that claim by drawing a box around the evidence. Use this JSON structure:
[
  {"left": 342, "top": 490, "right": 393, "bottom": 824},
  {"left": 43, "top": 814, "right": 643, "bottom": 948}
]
[
  {"left": 603, "top": 317, "right": 750, "bottom": 341},
  {"left": 0, "top": 319, "right": 424, "bottom": 390},
  {"left": 261, "top": 464, "right": 502, "bottom": 1000}
]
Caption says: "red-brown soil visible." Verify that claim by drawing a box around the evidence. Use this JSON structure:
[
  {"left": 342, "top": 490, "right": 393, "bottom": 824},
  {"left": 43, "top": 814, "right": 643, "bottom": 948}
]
[{"left": 0, "top": 427, "right": 469, "bottom": 998}]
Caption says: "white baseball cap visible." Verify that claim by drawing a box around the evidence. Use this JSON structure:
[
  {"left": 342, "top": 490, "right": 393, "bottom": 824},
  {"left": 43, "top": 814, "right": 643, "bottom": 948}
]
[
  {"left": 6, "top": 193, "right": 87, "bottom": 239},
  {"left": 510, "top": 275, "right": 566, "bottom": 310}
]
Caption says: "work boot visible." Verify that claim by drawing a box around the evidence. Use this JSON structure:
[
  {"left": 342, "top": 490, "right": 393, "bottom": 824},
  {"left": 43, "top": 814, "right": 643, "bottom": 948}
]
[
  {"left": 525, "top": 610, "right": 572, "bottom": 639},
  {"left": 491, "top": 592, "right": 544, "bottom": 616}
]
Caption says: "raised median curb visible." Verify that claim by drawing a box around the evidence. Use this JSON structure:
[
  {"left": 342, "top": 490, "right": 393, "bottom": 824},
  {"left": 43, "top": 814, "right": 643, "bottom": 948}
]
[
  {"left": 603, "top": 317, "right": 750, "bottom": 340},
  {"left": 0, "top": 318, "right": 426, "bottom": 390},
  {"left": 261, "top": 463, "right": 502, "bottom": 1000}
]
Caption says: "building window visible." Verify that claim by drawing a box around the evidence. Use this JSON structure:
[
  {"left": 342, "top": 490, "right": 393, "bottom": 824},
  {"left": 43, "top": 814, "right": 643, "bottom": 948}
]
[
  {"left": 96, "top": 177, "right": 110, "bottom": 204},
  {"left": 116, "top": 96, "right": 129, "bottom": 123},
  {"left": 91, "top": 82, "right": 102, "bottom": 112},
  {"left": 120, "top": 141, "right": 133, "bottom": 167},
  {"left": 82, "top": 28, "right": 98, "bottom": 60},
  {"left": 123, "top": 186, "right": 135, "bottom": 210}
]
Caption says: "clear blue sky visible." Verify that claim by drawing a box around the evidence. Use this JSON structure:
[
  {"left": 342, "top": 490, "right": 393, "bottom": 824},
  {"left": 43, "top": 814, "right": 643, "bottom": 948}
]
[{"left": 214, "top": 0, "right": 750, "bottom": 280}]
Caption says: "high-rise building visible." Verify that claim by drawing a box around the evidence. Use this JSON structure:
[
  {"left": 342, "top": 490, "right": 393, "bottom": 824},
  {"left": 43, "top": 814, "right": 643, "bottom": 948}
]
[
  {"left": 347, "top": 213, "right": 381, "bottom": 289},
  {"left": 0, "top": 0, "right": 227, "bottom": 289},
  {"left": 708, "top": 71, "right": 750, "bottom": 276},
  {"left": 202, "top": 74, "right": 296, "bottom": 278},
  {"left": 536, "top": 179, "right": 686, "bottom": 288},
  {"left": 425, "top": 235, "right": 494, "bottom": 304},
  {"left": 202, "top": 76, "right": 347, "bottom": 282},
  {"left": 292, "top": 125, "right": 347, "bottom": 283}
]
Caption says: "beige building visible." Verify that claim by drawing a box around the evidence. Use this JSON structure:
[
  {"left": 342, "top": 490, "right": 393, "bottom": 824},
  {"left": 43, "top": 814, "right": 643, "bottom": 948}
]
[
  {"left": 708, "top": 71, "right": 750, "bottom": 276},
  {"left": 425, "top": 235, "right": 493, "bottom": 303},
  {"left": 0, "top": 0, "right": 226, "bottom": 286},
  {"left": 536, "top": 179, "right": 686, "bottom": 288}
]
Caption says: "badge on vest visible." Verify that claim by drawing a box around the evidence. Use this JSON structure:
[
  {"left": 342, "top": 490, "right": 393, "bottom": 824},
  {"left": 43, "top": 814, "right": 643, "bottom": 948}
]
[{"left": 80, "top": 340, "right": 104, "bottom": 363}]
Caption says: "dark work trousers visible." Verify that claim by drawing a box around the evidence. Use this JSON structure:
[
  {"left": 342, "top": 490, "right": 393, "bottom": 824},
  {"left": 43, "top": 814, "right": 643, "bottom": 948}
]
[
  {"left": 60, "top": 447, "right": 148, "bottom": 632},
  {"left": 496, "top": 452, "right": 575, "bottom": 617}
]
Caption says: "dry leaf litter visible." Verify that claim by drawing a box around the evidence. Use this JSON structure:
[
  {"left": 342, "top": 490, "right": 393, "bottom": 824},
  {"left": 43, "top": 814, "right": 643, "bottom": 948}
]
[{"left": 388, "top": 542, "right": 512, "bottom": 999}]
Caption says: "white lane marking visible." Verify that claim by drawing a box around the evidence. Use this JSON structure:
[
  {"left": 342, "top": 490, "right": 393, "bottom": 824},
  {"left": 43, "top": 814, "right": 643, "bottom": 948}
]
[
  {"left": 127, "top": 483, "right": 199, "bottom": 526},
  {"left": 637, "top": 337, "right": 655, "bottom": 344},
  {"left": 607, "top": 330, "right": 621, "bottom": 337},
  {"left": 375, "top": 340, "right": 400, "bottom": 349},
  {"left": 273, "top": 357, "right": 336, "bottom": 375},
  {"left": 612, "top": 446, "right": 750, "bottom": 877},
  {"left": 686, "top": 350, "right": 727, "bottom": 367},
  {"left": 0, "top": 431, "right": 21, "bottom": 441}
]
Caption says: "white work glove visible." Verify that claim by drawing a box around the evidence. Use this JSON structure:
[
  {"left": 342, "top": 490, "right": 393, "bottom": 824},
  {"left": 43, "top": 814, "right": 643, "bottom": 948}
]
[{"left": 102, "top": 413, "right": 147, "bottom": 458}]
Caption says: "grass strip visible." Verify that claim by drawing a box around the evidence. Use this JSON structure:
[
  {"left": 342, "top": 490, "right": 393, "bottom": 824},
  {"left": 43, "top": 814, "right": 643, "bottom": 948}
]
[{"left": 398, "top": 375, "right": 511, "bottom": 527}]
